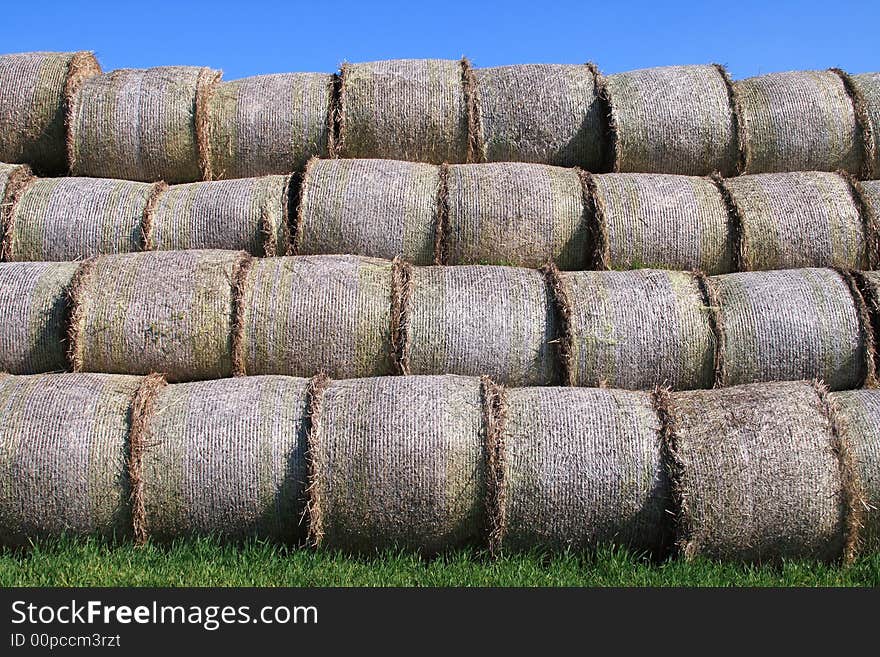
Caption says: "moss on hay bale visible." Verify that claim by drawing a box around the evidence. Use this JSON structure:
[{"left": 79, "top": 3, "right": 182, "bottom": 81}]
[
  {"left": 0, "top": 51, "right": 101, "bottom": 174},
  {"left": 69, "top": 66, "right": 221, "bottom": 183},
  {"left": 407, "top": 265, "right": 556, "bottom": 386},
  {"left": 0, "top": 373, "right": 140, "bottom": 546},
  {"left": 502, "top": 386, "right": 669, "bottom": 552},
  {"left": 207, "top": 73, "right": 331, "bottom": 179},
  {"left": 238, "top": 255, "right": 393, "bottom": 378},
  {"left": 850, "top": 73, "right": 880, "bottom": 179},
  {"left": 474, "top": 64, "right": 604, "bottom": 169},
  {"left": 605, "top": 65, "right": 738, "bottom": 176},
  {"left": 296, "top": 158, "right": 438, "bottom": 264},
  {"left": 309, "top": 375, "right": 485, "bottom": 553}
]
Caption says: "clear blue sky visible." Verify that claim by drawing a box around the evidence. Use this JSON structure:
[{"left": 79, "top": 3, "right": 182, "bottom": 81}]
[{"left": 1, "top": 1, "right": 876, "bottom": 80}]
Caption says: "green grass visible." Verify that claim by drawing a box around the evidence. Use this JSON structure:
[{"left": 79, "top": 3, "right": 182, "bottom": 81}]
[{"left": 2, "top": 538, "right": 879, "bottom": 586}]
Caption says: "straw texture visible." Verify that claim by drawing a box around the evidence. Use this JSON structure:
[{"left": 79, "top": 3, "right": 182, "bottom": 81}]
[
  {"left": 851, "top": 73, "right": 880, "bottom": 179},
  {"left": 671, "top": 381, "right": 846, "bottom": 562},
  {"left": 149, "top": 176, "right": 289, "bottom": 255},
  {"left": 207, "top": 73, "right": 331, "bottom": 179},
  {"left": 338, "top": 59, "right": 469, "bottom": 163},
  {"left": 0, "top": 373, "right": 141, "bottom": 546},
  {"left": 310, "top": 375, "right": 485, "bottom": 552},
  {"left": 736, "top": 71, "right": 862, "bottom": 174},
  {"left": 605, "top": 65, "right": 737, "bottom": 175},
  {"left": 408, "top": 265, "right": 555, "bottom": 386},
  {"left": 713, "top": 268, "right": 866, "bottom": 390},
  {"left": 239, "top": 255, "right": 393, "bottom": 378},
  {"left": 296, "top": 159, "right": 438, "bottom": 263},
  {"left": 502, "top": 386, "right": 669, "bottom": 552},
  {"left": 0, "top": 261, "right": 77, "bottom": 374},
  {"left": 69, "top": 66, "right": 221, "bottom": 183},
  {"left": 445, "top": 163, "right": 588, "bottom": 269},
  {"left": 474, "top": 64, "right": 603, "bottom": 169},
  {"left": 70, "top": 250, "right": 241, "bottom": 381},
  {"left": 142, "top": 375, "right": 309, "bottom": 541},
  {"left": 0, "top": 51, "right": 101, "bottom": 174},
  {"left": 561, "top": 269, "right": 714, "bottom": 390}
]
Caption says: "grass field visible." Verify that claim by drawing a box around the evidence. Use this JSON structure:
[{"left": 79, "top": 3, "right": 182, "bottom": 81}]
[{"left": 2, "top": 538, "right": 879, "bottom": 586}]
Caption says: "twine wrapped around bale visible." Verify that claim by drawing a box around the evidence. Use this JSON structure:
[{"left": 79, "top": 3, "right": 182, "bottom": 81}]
[
  {"left": 141, "top": 375, "right": 310, "bottom": 542},
  {"left": 406, "top": 265, "right": 556, "bottom": 386},
  {"left": 735, "top": 70, "right": 862, "bottom": 174},
  {"left": 0, "top": 52, "right": 101, "bottom": 174},
  {"left": 295, "top": 158, "right": 438, "bottom": 264},
  {"left": 860, "top": 182, "right": 880, "bottom": 263},
  {"left": 713, "top": 268, "right": 869, "bottom": 390},
  {"left": 0, "top": 373, "right": 141, "bottom": 546},
  {"left": 604, "top": 64, "right": 738, "bottom": 176},
  {"left": 69, "top": 66, "right": 221, "bottom": 183},
  {"left": 3, "top": 177, "right": 161, "bottom": 261},
  {"left": 207, "top": 73, "right": 332, "bottom": 179},
  {"left": 592, "top": 173, "right": 734, "bottom": 274},
  {"left": 337, "top": 59, "right": 471, "bottom": 164},
  {"left": 148, "top": 176, "right": 290, "bottom": 255},
  {"left": 722, "top": 172, "right": 867, "bottom": 270},
  {"left": 850, "top": 73, "right": 880, "bottom": 179},
  {"left": 69, "top": 250, "right": 243, "bottom": 381},
  {"left": 559, "top": 269, "right": 715, "bottom": 390},
  {"left": 474, "top": 64, "right": 604, "bottom": 169},
  {"left": 237, "top": 255, "right": 393, "bottom": 378},
  {"left": 670, "top": 381, "right": 853, "bottom": 563},
  {"left": 308, "top": 375, "right": 485, "bottom": 553},
  {"left": 0, "top": 261, "right": 77, "bottom": 373},
  {"left": 444, "top": 163, "right": 588, "bottom": 269},
  {"left": 502, "top": 386, "right": 670, "bottom": 553}
]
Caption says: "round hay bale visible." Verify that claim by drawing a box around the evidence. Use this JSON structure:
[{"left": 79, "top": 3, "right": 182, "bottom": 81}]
[
  {"left": 593, "top": 173, "right": 733, "bottom": 274},
  {"left": 561, "top": 269, "right": 715, "bottom": 390},
  {"left": 0, "top": 51, "right": 101, "bottom": 174},
  {"left": 502, "top": 386, "right": 670, "bottom": 552},
  {"left": 670, "top": 381, "right": 847, "bottom": 562},
  {"left": 861, "top": 179, "right": 880, "bottom": 227},
  {"left": 604, "top": 65, "right": 738, "bottom": 176},
  {"left": 0, "top": 372, "right": 141, "bottom": 545},
  {"left": 407, "top": 265, "right": 556, "bottom": 386},
  {"left": 735, "top": 71, "right": 862, "bottom": 174},
  {"left": 0, "top": 261, "right": 77, "bottom": 374},
  {"left": 4, "top": 177, "right": 160, "bottom": 261},
  {"left": 70, "top": 250, "right": 242, "bottom": 381},
  {"left": 713, "top": 268, "right": 867, "bottom": 390},
  {"left": 296, "top": 158, "right": 438, "bottom": 264},
  {"left": 445, "top": 163, "right": 588, "bottom": 269},
  {"left": 69, "top": 66, "right": 221, "bottom": 183},
  {"left": 474, "top": 64, "right": 604, "bottom": 169},
  {"left": 337, "top": 59, "right": 469, "bottom": 164},
  {"left": 850, "top": 73, "right": 879, "bottom": 179},
  {"left": 723, "top": 172, "right": 866, "bottom": 270},
  {"left": 149, "top": 176, "right": 289, "bottom": 256},
  {"left": 309, "top": 375, "right": 485, "bottom": 553},
  {"left": 141, "top": 375, "right": 309, "bottom": 542},
  {"left": 0, "top": 162, "right": 32, "bottom": 207},
  {"left": 239, "top": 255, "right": 393, "bottom": 378},
  {"left": 207, "top": 73, "right": 332, "bottom": 179}
]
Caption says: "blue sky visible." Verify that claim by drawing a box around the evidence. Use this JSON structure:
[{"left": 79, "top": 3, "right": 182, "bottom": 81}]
[{"left": 1, "top": 1, "right": 876, "bottom": 80}]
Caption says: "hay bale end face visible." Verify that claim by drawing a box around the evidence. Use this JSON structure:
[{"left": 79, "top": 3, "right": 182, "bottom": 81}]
[
  {"left": 408, "top": 265, "right": 556, "bottom": 386},
  {"left": 0, "top": 51, "right": 101, "bottom": 174},
  {"left": 713, "top": 268, "right": 867, "bottom": 390},
  {"left": 735, "top": 70, "right": 862, "bottom": 174},
  {"left": 475, "top": 64, "right": 604, "bottom": 169},
  {"left": 311, "top": 375, "right": 485, "bottom": 553},
  {"left": 0, "top": 373, "right": 141, "bottom": 546},
  {"left": 69, "top": 66, "right": 221, "bottom": 183},
  {"left": 562, "top": 269, "right": 715, "bottom": 390},
  {"left": 207, "top": 73, "right": 331, "bottom": 179},
  {"left": 503, "top": 386, "right": 669, "bottom": 552},
  {"left": 671, "top": 382, "right": 847, "bottom": 562},
  {"left": 605, "top": 65, "right": 738, "bottom": 176},
  {"left": 338, "top": 59, "right": 469, "bottom": 164},
  {"left": 142, "top": 375, "right": 309, "bottom": 542},
  {"left": 297, "top": 158, "right": 438, "bottom": 264}
]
